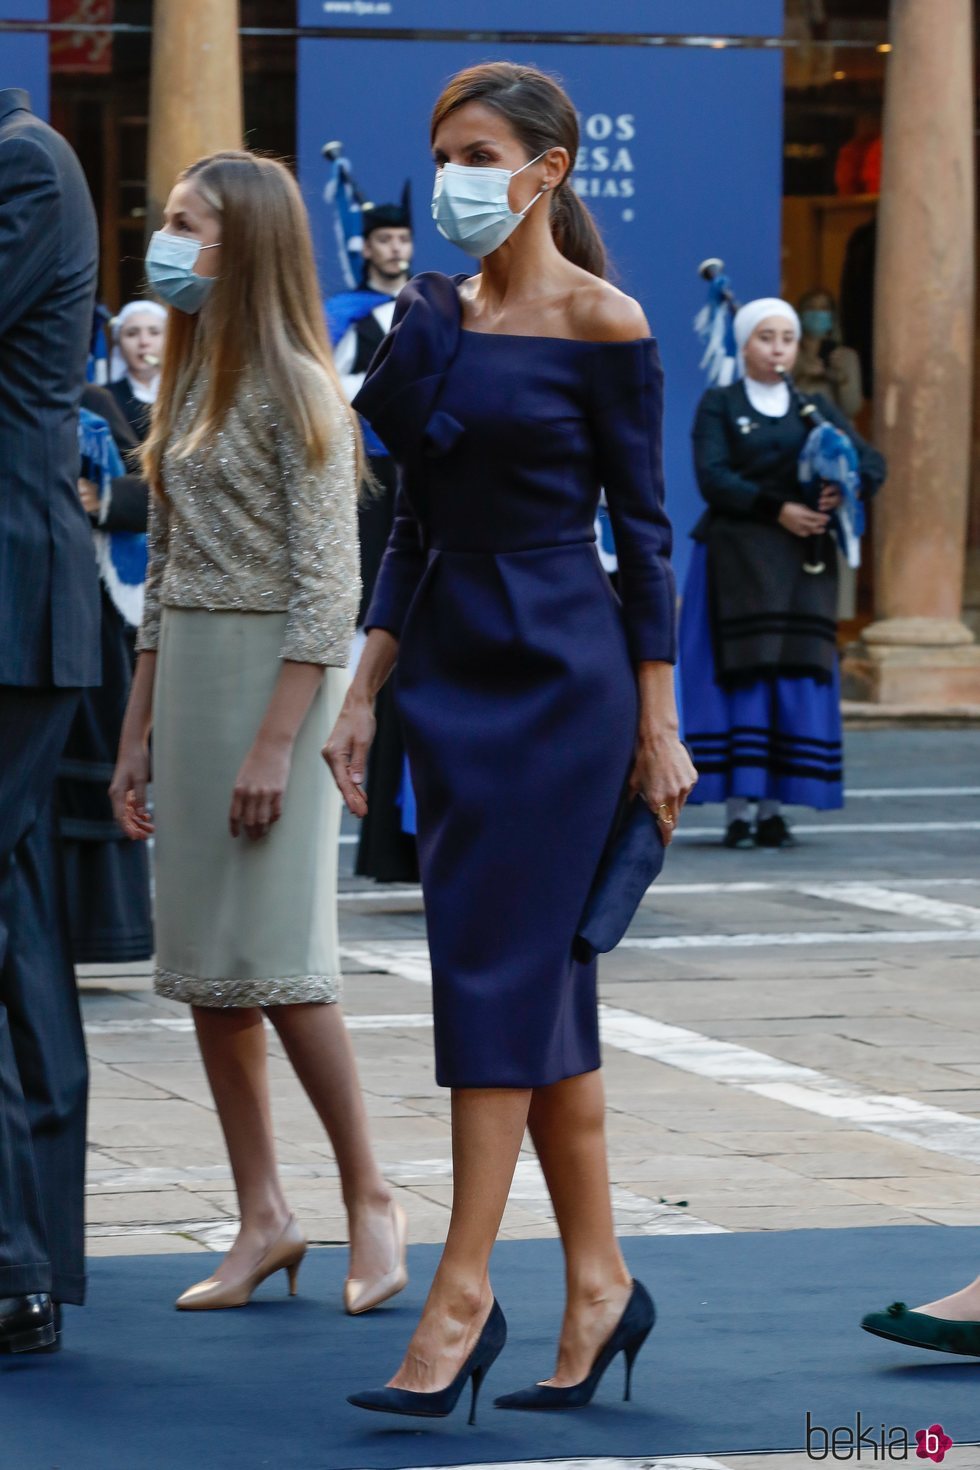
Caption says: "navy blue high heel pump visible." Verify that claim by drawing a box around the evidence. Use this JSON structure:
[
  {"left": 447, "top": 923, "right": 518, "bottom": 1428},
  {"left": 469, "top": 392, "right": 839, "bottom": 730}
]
[
  {"left": 347, "top": 1299, "right": 507, "bottom": 1425},
  {"left": 494, "top": 1279, "right": 654, "bottom": 1411}
]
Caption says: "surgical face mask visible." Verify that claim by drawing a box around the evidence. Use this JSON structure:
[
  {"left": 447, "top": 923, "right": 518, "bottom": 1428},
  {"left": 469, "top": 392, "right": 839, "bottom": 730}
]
[
  {"left": 801, "top": 308, "right": 834, "bottom": 338},
  {"left": 431, "top": 151, "right": 549, "bottom": 258},
  {"left": 145, "top": 231, "right": 221, "bottom": 314}
]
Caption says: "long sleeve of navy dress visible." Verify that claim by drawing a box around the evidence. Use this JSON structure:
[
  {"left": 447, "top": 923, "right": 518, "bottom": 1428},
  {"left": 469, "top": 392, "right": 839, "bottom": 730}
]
[{"left": 355, "top": 272, "right": 675, "bottom": 1089}]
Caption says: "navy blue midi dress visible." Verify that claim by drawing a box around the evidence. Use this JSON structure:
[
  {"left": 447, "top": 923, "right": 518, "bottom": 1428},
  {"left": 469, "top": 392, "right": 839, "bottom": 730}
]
[{"left": 355, "top": 272, "right": 676, "bottom": 1089}]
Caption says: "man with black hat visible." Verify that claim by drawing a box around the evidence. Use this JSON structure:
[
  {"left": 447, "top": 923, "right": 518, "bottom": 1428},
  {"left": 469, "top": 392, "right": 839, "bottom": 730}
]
[
  {"left": 327, "top": 195, "right": 419, "bottom": 884},
  {"left": 328, "top": 196, "right": 413, "bottom": 622}
]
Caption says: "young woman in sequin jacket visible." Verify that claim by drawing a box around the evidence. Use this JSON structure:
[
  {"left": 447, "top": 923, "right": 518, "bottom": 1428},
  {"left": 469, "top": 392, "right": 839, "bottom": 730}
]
[{"left": 111, "top": 152, "right": 408, "bottom": 1317}]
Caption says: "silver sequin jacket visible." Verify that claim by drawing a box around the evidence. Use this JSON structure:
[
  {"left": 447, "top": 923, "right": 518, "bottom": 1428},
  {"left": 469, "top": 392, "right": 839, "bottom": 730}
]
[{"left": 136, "top": 363, "right": 360, "bottom": 665}]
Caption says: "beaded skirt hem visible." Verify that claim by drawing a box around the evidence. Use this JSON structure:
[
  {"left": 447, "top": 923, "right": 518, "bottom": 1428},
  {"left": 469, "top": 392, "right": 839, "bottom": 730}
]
[{"left": 153, "top": 968, "right": 342, "bottom": 1008}]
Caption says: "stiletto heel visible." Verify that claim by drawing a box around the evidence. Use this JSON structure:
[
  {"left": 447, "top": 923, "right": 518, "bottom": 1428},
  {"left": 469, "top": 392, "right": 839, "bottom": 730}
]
[
  {"left": 175, "top": 1215, "right": 307, "bottom": 1311},
  {"left": 469, "top": 1363, "right": 486, "bottom": 1426},
  {"left": 623, "top": 1323, "right": 651, "bottom": 1401},
  {"left": 494, "top": 1279, "right": 655, "bottom": 1411},
  {"left": 348, "top": 1299, "right": 507, "bottom": 1423}
]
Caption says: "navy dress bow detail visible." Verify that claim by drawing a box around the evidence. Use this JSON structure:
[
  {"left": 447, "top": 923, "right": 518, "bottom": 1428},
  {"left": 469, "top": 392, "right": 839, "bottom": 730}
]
[{"left": 353, "top": 271, "right": 465, "bottom": 473}]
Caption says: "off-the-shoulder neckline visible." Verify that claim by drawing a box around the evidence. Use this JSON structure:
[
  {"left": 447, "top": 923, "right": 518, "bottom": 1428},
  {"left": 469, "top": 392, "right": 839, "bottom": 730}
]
[
  {"left": 459, "top": 327, "right": 654, "bottom": 347},
  {"left": 445, "top": 271, "right": 653, "bottom": 348}
]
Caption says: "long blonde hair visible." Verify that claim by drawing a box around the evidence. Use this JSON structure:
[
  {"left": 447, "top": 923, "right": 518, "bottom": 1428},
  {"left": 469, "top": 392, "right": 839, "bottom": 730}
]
[{"left": 143, "top": 150, "right": 364, "bottom": 490}]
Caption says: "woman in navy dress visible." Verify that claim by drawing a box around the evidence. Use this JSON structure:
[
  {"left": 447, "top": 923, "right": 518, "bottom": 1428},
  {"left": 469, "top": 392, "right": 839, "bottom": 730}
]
[{"left": 325, "top": 63, "right": 695, "bottom": 1420}]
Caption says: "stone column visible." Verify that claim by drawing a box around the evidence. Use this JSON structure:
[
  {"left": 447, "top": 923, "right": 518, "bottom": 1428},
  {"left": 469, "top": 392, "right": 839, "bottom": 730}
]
[
  {"left": 846, "top": 0, "right": 980, "bottom": 706},
  {"left": 964, "top": 268, "right": 980, "bottom": 639},
  {"left": 146, "top": 0, "right": 243, "bottom": 231}
]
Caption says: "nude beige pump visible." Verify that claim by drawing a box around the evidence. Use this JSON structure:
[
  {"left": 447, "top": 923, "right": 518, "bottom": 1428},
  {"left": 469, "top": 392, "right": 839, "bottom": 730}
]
[
  {"left": 344, "top": 1201, "right": 408, "bottom": 1316},
  {"left": 175, "top": 1215, "right": 307, "bottom": 1311}
]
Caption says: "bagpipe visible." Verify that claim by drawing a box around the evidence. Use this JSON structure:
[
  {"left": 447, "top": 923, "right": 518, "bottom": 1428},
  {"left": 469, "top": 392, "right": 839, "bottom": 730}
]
[
  {"left": 775, "top": 363, "right": 864, "bottom": 575},
  {"left": 321, "top": 141, "right": 413, "bottom": 295},
  {"left": 694, "top": 258, "right": 865, "bottom": 576},
  {"left": 322, "top": 141, "right": 372, "bottom": 292}
]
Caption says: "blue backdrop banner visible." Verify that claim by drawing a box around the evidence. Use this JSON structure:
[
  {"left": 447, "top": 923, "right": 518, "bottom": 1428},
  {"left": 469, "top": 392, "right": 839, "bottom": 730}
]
[
  {"left": 300, "top": 0, "right": 783, "bottom": 36},
  {"left": 298, "top": 10, "right": 783, "bottom": 581},
  {"left": 0, "top": 0, "right": 48, "bottom": 115}
]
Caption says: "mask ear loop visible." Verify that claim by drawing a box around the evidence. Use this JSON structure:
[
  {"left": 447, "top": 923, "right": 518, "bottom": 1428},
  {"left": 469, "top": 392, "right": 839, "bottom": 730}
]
[
  {"left": 512, "top": 150, "right": 554, "bottom": 219},
  {"left": 517, "top": 185, "right": 549, "bottom": 219}
]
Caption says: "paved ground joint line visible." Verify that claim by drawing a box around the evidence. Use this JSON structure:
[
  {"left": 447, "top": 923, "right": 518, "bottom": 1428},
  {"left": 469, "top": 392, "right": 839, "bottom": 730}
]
[
  {"left": 797, "top": 882, "right": 980, "bottom": 929},
  {"left": 341, "top": 941, "right": 980, "bottom": 1173}
]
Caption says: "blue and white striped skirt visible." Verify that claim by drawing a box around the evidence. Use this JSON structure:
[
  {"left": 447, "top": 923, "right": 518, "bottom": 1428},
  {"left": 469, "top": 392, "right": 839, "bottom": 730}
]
[{"left": 679, "top": 542, "right": 844, "bottom": 810}]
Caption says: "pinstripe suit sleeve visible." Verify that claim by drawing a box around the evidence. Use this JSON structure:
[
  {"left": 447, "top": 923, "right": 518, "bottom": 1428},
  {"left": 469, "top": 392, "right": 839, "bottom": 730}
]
[{"left": 0, "top": 137, "right": 61, "bottom": 337}]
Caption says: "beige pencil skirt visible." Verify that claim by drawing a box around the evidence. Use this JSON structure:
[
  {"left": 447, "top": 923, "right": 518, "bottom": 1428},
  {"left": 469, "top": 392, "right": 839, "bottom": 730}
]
[{"left": 152, "top": 608, "right": 346, "bottom": 1007}]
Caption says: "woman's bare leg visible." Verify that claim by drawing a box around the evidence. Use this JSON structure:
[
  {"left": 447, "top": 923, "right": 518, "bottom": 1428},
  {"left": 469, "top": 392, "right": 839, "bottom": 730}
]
[
  {"left": 192, "top": 1005, "right": 291, "bottom": 1278},
  {"left": 913, "top": 1281, "right": 980, "bottom": 1318},
  {"left": 387, "top": 1087, "right": 531, "bottom": 1392},
  {"left": 266, "top": 1001, "right": 396, "bottom": 1280},
  {"left": 527, "top": 1069, "right": 633, "bottom": 1386}
]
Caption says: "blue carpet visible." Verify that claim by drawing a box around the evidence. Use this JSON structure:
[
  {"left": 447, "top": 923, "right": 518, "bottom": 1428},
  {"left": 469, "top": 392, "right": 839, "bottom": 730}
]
[{"left": 3, "top": 1228, "right": 980, "bottom": 1469}]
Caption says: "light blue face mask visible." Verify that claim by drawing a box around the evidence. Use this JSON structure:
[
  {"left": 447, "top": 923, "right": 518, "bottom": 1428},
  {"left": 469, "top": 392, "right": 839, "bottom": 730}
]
[
  {"left": 431, "top": 151, "right": 549, "bottom": 258},
  {"left": 801, "top": 308, "right": 834, "bottom": 338},
  {"left": 145, "top": 231, "right": 221, "bottom": 314}
]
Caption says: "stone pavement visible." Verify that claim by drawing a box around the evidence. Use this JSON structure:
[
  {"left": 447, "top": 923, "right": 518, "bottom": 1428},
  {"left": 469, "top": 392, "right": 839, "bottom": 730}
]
[{"left": 76, "top": 729, "right": 980, "bottom": 1470}]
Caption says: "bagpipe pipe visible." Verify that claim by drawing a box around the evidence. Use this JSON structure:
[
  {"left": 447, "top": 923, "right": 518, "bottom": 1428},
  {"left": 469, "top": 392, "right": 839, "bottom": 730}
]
[
  {"left": 695, "top": 258, "right": 865, "bottom": 576},
  {"left": 321, "top": 141, "right": 413, "bottom": 290}
]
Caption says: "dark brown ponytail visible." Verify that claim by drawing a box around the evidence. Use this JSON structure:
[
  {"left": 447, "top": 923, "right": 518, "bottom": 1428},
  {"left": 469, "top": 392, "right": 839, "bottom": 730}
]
[
  {"left": 430, "top": 61, "right": 608, "bottom": 279},
  {"left": 549, "top": 179, "right": 607, "bottom": 279}
]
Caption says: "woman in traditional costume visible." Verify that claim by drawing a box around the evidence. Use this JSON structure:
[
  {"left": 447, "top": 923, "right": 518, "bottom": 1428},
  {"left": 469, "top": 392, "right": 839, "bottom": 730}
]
[{"left": 679, "top": 298, "right": 885, "bottom": 848}]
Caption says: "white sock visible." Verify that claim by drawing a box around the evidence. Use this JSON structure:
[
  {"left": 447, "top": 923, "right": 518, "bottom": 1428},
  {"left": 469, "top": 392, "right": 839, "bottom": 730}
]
[
  {"left": 726, "top": 797, "right": 750, "bottom": 824},
  {"left": 758, "top": 799, "right": 783, "bottom": 822}
]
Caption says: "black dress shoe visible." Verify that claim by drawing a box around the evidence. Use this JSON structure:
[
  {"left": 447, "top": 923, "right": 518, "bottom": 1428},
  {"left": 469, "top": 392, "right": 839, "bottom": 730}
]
[
  {"left": 0, "top": 1294, "right": 56, "bottom": 1354},
  {"left": 722, "top": 818, "right": 754, "bottom": 849},
  {"left": 755, "top": 814, "right": 796, "bottom": 848},
  {"left": 26, "top": 1302, "right": 62, "bottom": 1354}
]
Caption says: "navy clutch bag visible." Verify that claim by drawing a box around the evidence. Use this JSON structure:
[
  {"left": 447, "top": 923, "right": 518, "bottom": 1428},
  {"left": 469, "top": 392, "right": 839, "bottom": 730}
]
[{"left": 574, "top": 796, "right": 666, "bottom": 963}]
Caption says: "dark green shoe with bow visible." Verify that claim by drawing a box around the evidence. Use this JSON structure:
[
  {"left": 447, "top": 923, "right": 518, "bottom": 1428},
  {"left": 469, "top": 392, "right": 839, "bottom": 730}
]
[{"left": 862, "top": 1301, "right": 980, "bottom": 1357}]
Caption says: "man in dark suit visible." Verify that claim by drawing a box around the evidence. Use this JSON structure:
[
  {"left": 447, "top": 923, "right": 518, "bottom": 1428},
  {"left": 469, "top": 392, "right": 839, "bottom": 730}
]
[{"left": 0, "top": 88, "right": 99, "bottom": 1354}]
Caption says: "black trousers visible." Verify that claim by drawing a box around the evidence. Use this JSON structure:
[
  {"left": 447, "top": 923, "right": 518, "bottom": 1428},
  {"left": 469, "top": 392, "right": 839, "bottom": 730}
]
[{"left": 0, "top": 686, "right": 88, "bottom": 1305}]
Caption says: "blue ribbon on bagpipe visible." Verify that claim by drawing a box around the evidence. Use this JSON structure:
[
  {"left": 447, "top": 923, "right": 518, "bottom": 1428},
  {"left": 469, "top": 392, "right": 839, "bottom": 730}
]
[
  {"left": 323, "top": 150, "right": 368, "bottom": 292},
  {"left": 693, "top": 272, "right": 739, "bottom": 387},
  {"left": 79, "top": 406, "right": 147, "bottom": 627},
  {"left": 797, "top": 418, "right": 865, "bottom": 569}
]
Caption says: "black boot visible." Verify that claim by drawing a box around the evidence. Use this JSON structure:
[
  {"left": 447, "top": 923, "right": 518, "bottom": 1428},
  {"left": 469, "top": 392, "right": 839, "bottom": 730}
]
[
  {"left": 755, "top": 814, "right": 796, "bottom": 848},
  {"left": 0, "top": 1294, "right": 56, "bottom": 1354},
  {"left": 723, "top": 818, "right": 754, "bottom": 849}
]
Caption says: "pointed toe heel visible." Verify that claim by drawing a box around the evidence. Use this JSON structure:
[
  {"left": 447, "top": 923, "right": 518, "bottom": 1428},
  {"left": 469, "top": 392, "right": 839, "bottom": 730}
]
[
  {"left": 347, "top": 1299, "right": 506, "bottom": 1424},
  {"left": 175, "top": 1216, "right": 307, "bottom": 1311},
  {"left": 494, "top": 1279, "right": 655, "bottom": 1412},
  {"left": 344, "top": 1202, "right": 409, "bottom": 1316}
]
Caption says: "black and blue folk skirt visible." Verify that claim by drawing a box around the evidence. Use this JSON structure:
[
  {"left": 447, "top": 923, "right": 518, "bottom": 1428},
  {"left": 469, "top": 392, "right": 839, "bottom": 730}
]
[{"left": 679, "top": 543, "right": 843, "bottom": 810}]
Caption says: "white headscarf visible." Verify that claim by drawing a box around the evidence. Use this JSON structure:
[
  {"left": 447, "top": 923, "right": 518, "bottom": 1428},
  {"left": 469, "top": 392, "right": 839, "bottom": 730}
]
[
  {"left": 733, "top": 297, "right": 801, "bottom": 368},
  {"left": 109, "top": 299, "right": 167, "bottom": 384}
]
